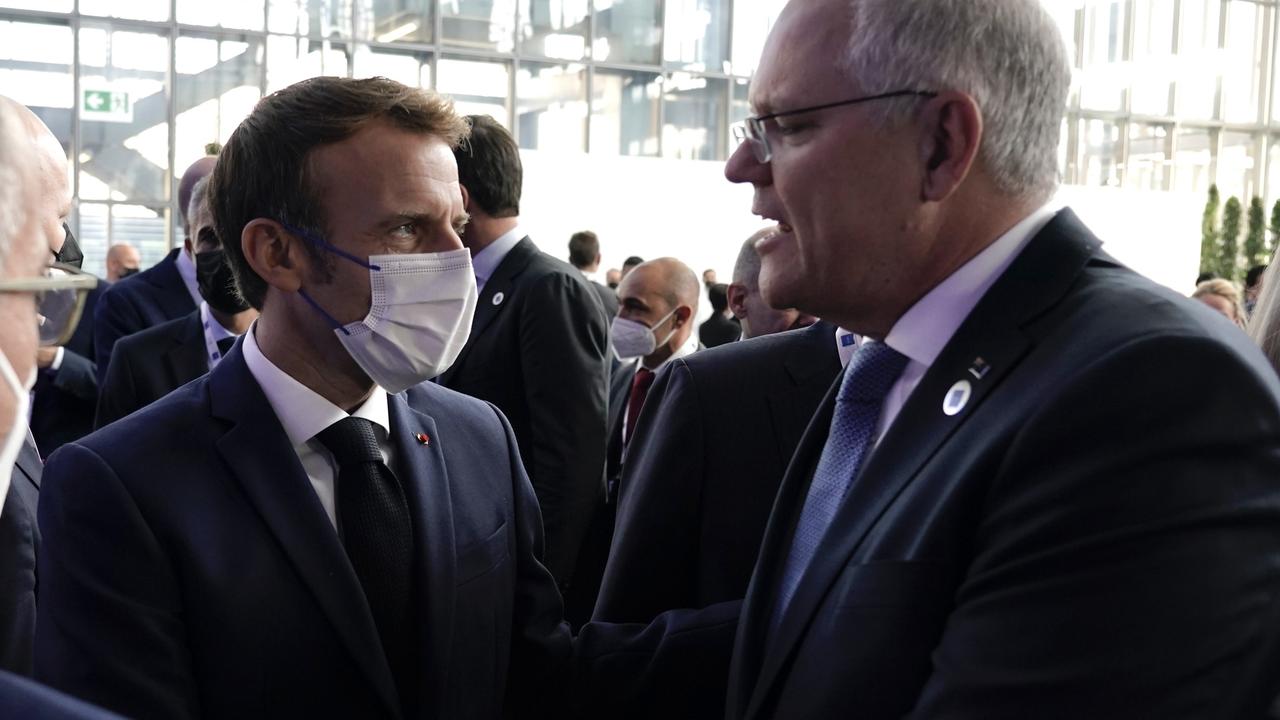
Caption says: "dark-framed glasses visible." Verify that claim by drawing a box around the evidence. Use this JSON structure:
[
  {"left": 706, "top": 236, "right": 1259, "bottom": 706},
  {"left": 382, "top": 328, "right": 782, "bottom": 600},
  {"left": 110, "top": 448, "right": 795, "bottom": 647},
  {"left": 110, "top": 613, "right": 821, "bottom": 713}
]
[
  {"left": 0, "top": 262, "right": 98, "bottom": 346},
  {"left": 731, "top": 89, "right": 938, "bottom": 163}
]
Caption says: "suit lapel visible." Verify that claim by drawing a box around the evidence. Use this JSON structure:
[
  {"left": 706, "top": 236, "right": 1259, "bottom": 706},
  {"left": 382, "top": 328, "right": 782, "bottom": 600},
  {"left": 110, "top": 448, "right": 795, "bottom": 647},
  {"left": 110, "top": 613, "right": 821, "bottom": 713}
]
[
  {"left": 209, "top": 350, "right": 401, "bottom": 719},
  {"left": 439, "top": 238, "right": 536, "bottom": 385},
  {"left": 164, "top": 313, "right": 210, "bottom": 388},
  {"left": 387, "top": 392, "right": 456, "bottom": 715},
  {"left": 742, "top": 210, "right": 1104, "bottom": 718},
  {"left": 12, "top": 433, "right": 41, "bottom": 492},
  {"left": 766, "top": 323, "right": 842, "bottom": 466}
]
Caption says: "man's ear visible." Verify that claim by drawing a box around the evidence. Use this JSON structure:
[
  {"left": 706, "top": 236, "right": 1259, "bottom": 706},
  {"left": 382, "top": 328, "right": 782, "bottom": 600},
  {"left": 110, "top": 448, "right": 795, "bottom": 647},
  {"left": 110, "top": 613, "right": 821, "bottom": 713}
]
[
  {"left": 918, "top": 91, "right": 983, "bottom": 203},
  {"left": 727, "top": 283, "right": 748, "bottom": 320},
  {"left": 674, "top": 304, "right": 694, "bottom": 326},
  {"left": 241, "top": 219, "right": 306, "bottom": 294},
  {"left": 459, "top": 183, "right": 472, "bottom": 214}
]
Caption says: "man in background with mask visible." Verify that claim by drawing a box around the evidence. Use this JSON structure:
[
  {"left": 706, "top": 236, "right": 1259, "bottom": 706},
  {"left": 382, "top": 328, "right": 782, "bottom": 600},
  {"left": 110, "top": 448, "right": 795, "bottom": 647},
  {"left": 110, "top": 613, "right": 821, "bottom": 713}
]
[
  {"left": 36, "top": 76, "right": 569, "bottom": 719},
  {"left": 0, "top": 92, "right": 116, "bottom": 718},
  {"left": 564, "top": 257, "right": 700, "bottom": 624},
  {"left": 95, "top": 177, "right": 258, "bottom": 427},
  {"left": 104, "top": 244, "right": 139, "bottom": 283},
  {"left": 91, "top": 152, "right": 216, "bottom": 385}
]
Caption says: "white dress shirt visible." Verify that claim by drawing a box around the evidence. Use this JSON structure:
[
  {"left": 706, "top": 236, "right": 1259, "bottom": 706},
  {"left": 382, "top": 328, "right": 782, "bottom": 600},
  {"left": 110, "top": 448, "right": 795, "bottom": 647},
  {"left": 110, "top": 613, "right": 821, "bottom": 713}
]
[
  {"left": 200, "top": 301, "right": 240, "bottom": 370},
  {"left": 876, "top": 204, "right": 1059, "bottom": 442},
  {"left": 471, "top": 225, "right": 525, "bottom": 293},
  {"left": 242, "top": 323, "right": 396, "bottom": 531},
  {"left": 174, "top": 248, "right": 203, "bottom": 308}
]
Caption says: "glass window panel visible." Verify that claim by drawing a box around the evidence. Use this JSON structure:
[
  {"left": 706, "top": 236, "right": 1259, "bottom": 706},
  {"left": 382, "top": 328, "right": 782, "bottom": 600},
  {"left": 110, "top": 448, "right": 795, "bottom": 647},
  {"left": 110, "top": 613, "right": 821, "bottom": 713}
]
[
  {"left": 663, "top": 0, "right": 729, "bottom": 72},
  {"left": 79, "top": 0, "right": 170, "bottom": 22},
  {"left": 114, "top": 204, "right": 171, "bottom": 268},
  {"left": 728, "top": 77, "right": 748, "bottom": 158},
  {"left": 516, "top": 61, "right": 586, "bottom": 152},
  {"left": 1125, "top": 123, "right": 1170, "bottom": 191},
  {"left": 352, "top": 46, "right": 432, "bottom": 88},
  {"left": 590, "top": 69, "right": 659, "bottom": 156},
  {"left": 1077, "top": 119, "right": 1123, "bottom": 187},
  {"left": 357, "top": 0, "right": 434, "bottom": 44},
  {"left": 593, "top": 0, "right": 662, "bottom": 66},
  {"left": 267, "top": 0, "right": 353, "bottom": 38},
  {"left": 76, "top": 203, "right": 110, "bottom": 278},
  {"left": 0, "top": 0, "right": 72, "bottom": 10},
  {"left": 1222, "top": 1, "right": 1264, "bottom": 124},
  {"left": 437, "top": 57, "right": 510, "bottom": 126},
  {"left": 79, "top": 26, "right": 171, "bottom": 204},
  {"left": 0, "top": 21, "right": 74, "bottom": 147},
  {"left": 662, "top": 74, "right": 725, "bottom": 161},
  {"left": 1175, "top": 0, "right": 1222, "bottom": 120},
  {"left": 1130, "top": 0, "right": 1175, "bottom": 116},
  {"left": 1266, "top": 139, "right": 1280, "bottom": 215},
  {"left": 175, "top": 35, "right": 264, "bottom": 183},
  {"left": 519, "top": 0, "right": 589, "bottom": 60},
  {"left": 178, "top": 0, "right": 266, "bottom": 31},
  {"left": 1174, "top": 126, "right": 1213, "bottom": 195},
  {"left": 442, "top": 0, "right": 517, "bottom": 53},
  {"left": 266, "top": 35, "right": 351, "bottom": 93},
  {"left": 1078, "top": 1, "right": 1125, "bottom": 112},
  {"left": 729, "top": 0, "right": 786, "bottom": 76},
  {"left": 1219, "top": 131, "right": 1260, "bottom": 203}
]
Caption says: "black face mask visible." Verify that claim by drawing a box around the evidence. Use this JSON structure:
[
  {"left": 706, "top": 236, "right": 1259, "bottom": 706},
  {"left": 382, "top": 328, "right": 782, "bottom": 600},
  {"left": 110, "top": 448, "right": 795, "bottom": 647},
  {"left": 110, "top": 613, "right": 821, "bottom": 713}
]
[
  {"left": 117, "top": 266, "right": 140, "bottom": 280},
  {"left": 54, "top": 222, "right": 83, "bottom": 269},
  {"left": 195, "top": 250, "right": 251, "bottom": 315}
]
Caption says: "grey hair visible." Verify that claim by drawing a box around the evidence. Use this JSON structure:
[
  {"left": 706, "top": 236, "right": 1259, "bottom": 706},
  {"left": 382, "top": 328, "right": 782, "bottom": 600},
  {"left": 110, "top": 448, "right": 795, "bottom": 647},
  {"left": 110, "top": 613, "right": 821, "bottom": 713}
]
[
  {"left": 732, "top": 227, "right": 775, "bottom": 289},
  {"left": 187, "top": 175, "right": 210, "bottom": 227},
  {"left": 843, "top": 0, "right": 1070, "bottom": 202},
  {"left": 0, "top": 105, "right": 28, "bottom": 275},
  {"left": 1248, "top": 263, "right": 1280, "bottom": 372}
]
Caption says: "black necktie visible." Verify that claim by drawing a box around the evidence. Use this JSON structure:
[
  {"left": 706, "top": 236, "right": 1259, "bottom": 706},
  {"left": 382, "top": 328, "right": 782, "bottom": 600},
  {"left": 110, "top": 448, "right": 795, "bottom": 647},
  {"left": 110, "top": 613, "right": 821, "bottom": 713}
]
[
  {"left": 316, "top": 417, "right": 415, "bottom": 704},
  {"left": 215, "top": 337, "right": 235, "bottom": 358}
]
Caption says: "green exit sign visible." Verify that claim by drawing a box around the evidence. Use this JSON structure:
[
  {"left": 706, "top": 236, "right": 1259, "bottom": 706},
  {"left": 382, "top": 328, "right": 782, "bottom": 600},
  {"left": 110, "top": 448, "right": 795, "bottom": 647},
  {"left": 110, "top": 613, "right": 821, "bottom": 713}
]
[{"left": 82, "top": 88, "right": 132, "bottom": 123}]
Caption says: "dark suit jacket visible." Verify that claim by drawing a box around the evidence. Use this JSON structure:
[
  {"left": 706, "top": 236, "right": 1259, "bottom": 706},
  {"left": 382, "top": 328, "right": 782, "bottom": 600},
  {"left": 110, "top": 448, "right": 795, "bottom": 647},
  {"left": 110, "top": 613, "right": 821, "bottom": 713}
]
[
  {"left": 30, "top": 284, "right": 103, "bottom": 456},
  {"left": 594, "top": 322, "right": 840, "bottom": 624},
  {"left": 438, "top": 237, "right": 610, "bottom": 587},
  {"left": 36, "top": 348, "right": 571, "bottom": 719},
  {"left": 0, "top": 434, "right": 40, "bottom": 675},
  {"left": 589, "top": 280, "right": 619, "bottom": 318},
  {"left": 725, "top": 209, "right": 1280, "bottom": 719},
  {"left": 0, "top": 671, "right": 120, "bottom": 719},
  {"left": 92, "top": 249, "right": 196, "bottom": 387},
  {"left": 698, "top": 313, "right": 740, "bottom": 349},
  {"left": 95, "top": 310, "right": 208, "bottom": 429}
]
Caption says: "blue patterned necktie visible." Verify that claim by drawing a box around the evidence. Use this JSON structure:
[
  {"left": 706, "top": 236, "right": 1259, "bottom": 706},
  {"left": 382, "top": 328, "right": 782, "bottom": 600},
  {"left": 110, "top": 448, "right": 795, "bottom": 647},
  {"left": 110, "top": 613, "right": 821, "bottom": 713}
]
[{"left": 772, "top": 340, "right": 910, "bottom": 630}]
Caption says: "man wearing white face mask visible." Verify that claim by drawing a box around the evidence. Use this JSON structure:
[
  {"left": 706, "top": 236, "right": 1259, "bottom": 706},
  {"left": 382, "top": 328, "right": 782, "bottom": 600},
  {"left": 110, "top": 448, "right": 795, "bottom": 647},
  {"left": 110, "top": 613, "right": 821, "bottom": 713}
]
[{"left": 36, "top": 77, "right": 571, "bottom": 719}]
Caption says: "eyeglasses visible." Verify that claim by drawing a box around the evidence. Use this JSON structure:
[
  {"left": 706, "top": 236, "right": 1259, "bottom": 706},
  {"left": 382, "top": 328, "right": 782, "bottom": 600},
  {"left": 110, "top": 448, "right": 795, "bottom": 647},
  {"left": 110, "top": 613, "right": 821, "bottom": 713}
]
[
  {"left": 0, "top": 262, "right": 98, "bottom": 346},
  {"left": 731, "top": 89, "right": 938, "bottom": 163}
]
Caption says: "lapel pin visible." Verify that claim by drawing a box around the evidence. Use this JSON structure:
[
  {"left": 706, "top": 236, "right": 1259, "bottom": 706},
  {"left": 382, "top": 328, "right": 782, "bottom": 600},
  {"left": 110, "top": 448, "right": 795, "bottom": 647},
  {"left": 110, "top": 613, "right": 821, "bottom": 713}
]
[
  {"left": 968, "top": 357, "right": 991, "bottom": 380},
  {"left": 415, "top": 432, "right": 431, "bottom": 446},
  {"left": 943, "top": 379, "right": 972, "bottom": 417},
  {"left": 492, "top": 291, "right": 504, "bottom": 306}
]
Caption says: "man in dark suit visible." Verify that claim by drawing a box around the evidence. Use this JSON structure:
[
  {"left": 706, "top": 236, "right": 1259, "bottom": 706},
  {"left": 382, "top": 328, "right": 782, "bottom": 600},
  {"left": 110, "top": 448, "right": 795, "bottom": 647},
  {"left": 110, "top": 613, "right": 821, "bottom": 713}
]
[
  {"left": 594, "top": 321, "right": 841, "bottom": 624},
  {"left": 0, "top": 434, "right": 40, "bottom": 675},
  {"left": 91, "top": 156, "right": 216, "bottom": 385},
  {"left": 438, "top": 115, "right": 610, "bottom": 591},
  {"left": 567, "top": 230, "right": 619, "bottom": 317},
  {"left": 29, "top": 283, "right": 101, "bottom": 455},
  {"left": 698, "top": 283, "right": 740, "bottom": 348},
  {"left": 37, "top": 77, "right": 569, "bottom": 719},
  {"left": 712, "top": 0, "right": 1280, "bottom": 717},
  {"left": 95, "top": 177, "right": 258, "bottom": 428}
]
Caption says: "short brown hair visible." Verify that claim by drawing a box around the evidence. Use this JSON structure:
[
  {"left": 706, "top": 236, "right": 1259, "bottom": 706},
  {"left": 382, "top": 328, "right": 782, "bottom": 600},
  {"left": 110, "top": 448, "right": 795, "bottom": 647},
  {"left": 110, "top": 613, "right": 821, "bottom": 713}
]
[
  {"left": 210, "top": 76, "right": 470, "bottom": 309},
  {"left": 453, "top": 114, "right": 521, "bottom": 218},
  {"left": 567, "top": 230, "right": 599, "bottom": 269}
]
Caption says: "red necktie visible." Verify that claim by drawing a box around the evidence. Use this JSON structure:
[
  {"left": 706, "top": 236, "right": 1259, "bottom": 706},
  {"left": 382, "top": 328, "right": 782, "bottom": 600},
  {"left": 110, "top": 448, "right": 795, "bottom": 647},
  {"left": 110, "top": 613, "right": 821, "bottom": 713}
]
[{"left": 624, "top": 367, "right": 656, "bottom": 445}]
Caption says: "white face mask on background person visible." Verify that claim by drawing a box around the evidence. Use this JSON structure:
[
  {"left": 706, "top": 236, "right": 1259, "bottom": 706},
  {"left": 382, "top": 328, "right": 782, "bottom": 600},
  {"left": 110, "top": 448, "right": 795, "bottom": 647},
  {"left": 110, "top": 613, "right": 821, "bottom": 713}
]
[
  {"left": 299, "top": 246, "right": 479, "bottom": 394},
  {"left": 0, "top": 347, "right": 35, "bottom": 515},
  {"left": 611, "top": 308, "right": 677, "bottom": 360}
]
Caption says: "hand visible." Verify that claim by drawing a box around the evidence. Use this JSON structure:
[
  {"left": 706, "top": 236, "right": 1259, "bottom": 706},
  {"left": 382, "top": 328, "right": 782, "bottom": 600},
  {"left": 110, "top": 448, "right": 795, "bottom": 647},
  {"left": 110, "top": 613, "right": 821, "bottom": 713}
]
[{"left": 36, "top": 346, "right": 59, "bottom": 369}]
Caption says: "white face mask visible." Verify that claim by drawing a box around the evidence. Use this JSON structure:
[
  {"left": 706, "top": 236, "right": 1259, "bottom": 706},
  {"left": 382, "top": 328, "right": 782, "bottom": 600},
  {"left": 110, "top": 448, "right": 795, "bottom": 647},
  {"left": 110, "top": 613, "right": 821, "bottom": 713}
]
[
  {"left": 302, "top": 248, "right": 478, "bottom": 394},
  {"left": 0, "top": 348, "right": 35, "bottom": 516},
  {"left": 611, "top": 308, "right": 677, "bottom": 360}
]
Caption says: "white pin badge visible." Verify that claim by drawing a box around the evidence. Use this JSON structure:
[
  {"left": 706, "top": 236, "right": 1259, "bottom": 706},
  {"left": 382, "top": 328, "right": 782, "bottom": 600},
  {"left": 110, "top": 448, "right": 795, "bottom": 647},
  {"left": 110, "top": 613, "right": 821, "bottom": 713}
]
[
  {"left": 492, "top": 291, "right": 505, "bottom": 306},
  {"left": 943, "top": 379, "right": 972, "bottom": 416}
]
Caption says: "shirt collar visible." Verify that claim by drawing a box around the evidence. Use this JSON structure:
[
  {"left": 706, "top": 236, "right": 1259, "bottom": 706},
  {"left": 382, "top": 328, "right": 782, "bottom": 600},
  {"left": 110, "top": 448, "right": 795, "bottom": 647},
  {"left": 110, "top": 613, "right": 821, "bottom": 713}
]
[
  {"left": 640, "top": 327, "right": 700, "bottom": 371},
  {"left": 242, "top": 321, "right": 391, "bottom": 450},
  {"left": 835, "top": 327, "right": 859, "bottom": 367},
  {"left": 884, "top": 203, "right": 1058, "bottom": 369},
  {"left": 471, "top": 225, "right": 525, "bottom": 289},
  {"left": 175, "top": 247, "right": 203, "bottom": 308},
  {"left": 200, "top": 301, "right": 240, "bottom": 342}
]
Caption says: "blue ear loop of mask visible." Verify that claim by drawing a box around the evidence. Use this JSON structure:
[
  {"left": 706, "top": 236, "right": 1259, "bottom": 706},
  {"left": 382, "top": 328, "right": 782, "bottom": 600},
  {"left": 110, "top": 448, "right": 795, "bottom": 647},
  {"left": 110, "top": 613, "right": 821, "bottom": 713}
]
[{"left": 278, "top": 221, "right": 383, "bottom": 337}]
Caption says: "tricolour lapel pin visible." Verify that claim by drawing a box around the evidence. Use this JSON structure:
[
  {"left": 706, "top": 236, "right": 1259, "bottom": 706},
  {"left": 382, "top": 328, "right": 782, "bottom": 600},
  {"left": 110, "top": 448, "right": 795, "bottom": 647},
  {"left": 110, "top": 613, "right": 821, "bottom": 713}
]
[
  {"left": 943, "top": 379, "right": 972, "bottom": 417},
  {"left": 492, "top": 291, "right": 504, "bottom": 306},
  {"left": 968, "top": 357, "right": 991, "bottom": 380},
  {"left": 415, "top": 432, "right": 431, "bottom": 446}
]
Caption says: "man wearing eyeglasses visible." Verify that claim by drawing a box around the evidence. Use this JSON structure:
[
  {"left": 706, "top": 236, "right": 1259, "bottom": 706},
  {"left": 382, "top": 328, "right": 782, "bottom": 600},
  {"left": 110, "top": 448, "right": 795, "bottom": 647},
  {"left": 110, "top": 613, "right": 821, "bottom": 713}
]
[
  {"left": 0, "top": 94, "right": 116, "bottom": 719},
  {"left": 711, "top": 0, "right": 1280, "bottom": 717}
]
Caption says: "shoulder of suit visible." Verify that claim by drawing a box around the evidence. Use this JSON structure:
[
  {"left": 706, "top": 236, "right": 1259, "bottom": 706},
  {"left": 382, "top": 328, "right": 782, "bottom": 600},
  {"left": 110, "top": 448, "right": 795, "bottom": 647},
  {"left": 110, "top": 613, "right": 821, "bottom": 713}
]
[
  {"left": 405, "top": 381, "right": 508, "bottom": 431},
  {"left": 77, "top": 372, "right": 213, "bottom": 456},
  {"left": 113, "top": 310, "right": 200, "bottom": 352}
]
